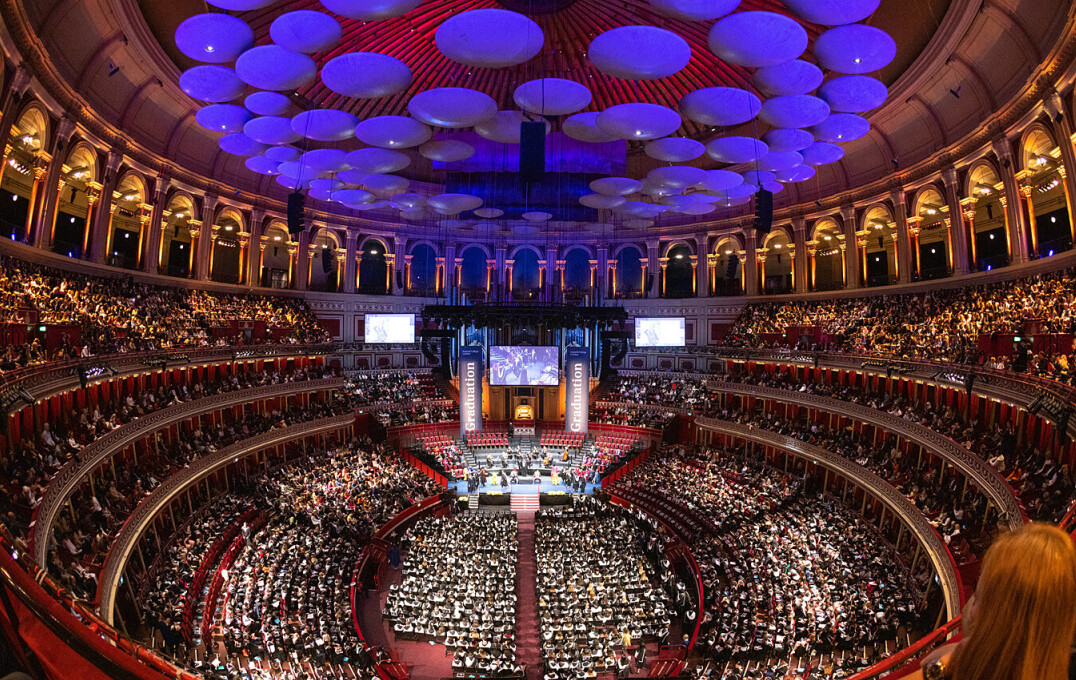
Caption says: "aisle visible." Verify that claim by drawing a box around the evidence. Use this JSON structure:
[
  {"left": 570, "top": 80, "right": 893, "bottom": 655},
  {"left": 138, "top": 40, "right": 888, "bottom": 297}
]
[{"left": 515, "top": 512, "right": 543, "bottom": 680}]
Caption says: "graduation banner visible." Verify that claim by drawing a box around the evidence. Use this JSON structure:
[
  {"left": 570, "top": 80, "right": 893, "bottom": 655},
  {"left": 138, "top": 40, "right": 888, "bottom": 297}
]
[
  {"left": 565, "top": 347, "right": 589, "bottom": 434},
  {"left": 459, "top": 345, "right": 484, "bottom": 436}
]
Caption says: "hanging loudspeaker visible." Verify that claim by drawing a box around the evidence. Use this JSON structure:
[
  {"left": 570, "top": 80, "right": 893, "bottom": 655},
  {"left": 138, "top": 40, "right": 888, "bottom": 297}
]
[
  {"left": 287, "top": 192, "right": 305, "bottom": 234},
  {"left": 520, "top": 121, "right": 546, "bottom": 179},
  {"left": 753, "top": 189, "right": 773, "bottom": 235}
]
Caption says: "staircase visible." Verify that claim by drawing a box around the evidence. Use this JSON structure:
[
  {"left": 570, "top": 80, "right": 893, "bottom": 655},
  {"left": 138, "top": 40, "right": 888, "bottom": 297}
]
[
  {"left": 511, "top": 495, "right": 541, "bottom": 513},
  {"left": 514, "top": 513, "right": 542, "bottom": 680},
  {"left": 468, "top": 494, "right": 480, "bottom": 511}
]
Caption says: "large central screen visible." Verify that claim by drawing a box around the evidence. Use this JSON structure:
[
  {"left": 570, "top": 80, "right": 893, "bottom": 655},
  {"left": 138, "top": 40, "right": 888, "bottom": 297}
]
[
  {"left": 364, "top": 314, "right": 415, "bottom": 344},
  {"left": 489, "top": 346, "right": 559, "bottom": 386},
  {"left": 635, "top": 317, "right": 686, "bottom": 347}
]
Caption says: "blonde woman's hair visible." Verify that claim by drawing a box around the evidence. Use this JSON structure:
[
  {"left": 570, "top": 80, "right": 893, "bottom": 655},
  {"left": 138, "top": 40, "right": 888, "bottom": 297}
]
[{"left": 952, "top": 523, "right": 1076, "bottom": 680}]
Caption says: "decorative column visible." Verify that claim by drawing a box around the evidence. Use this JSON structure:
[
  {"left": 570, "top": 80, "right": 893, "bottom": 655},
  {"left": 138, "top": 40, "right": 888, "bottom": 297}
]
[
  {"left": 792, "top": 218, "right": 808, "bottom": 293},
  {"left": 24, "top": 151, "right": 51, "bottom": 244},
  {"left": 596, "top": 245, "right": 609, "bottom": 301},
  {"left": 960, "top": 197, "right": 978, "bottom": 269},
  {"left": 141, "top": 180, "right": 170, "bottom": 274},
  {"left": 334, "top": 248, "right": 347, "bottom": 292},
  {"left": 890, "top": 190, "right": 912, "bottom": 283},
  {"left": 906, "top": 216, "right": 923, "bottom": 279},
  {"left": 236, "top": 232, "right": 251, "bottom": 285},
  {"left": 494, "top": 245, "right": 507, "bottom": 301},
  {"left": 0, "top": 67, "right": 33, "bottom": 159},
  {"left": 485, "top": 258, "right": 496, "bottom": 299},
  {"left": 404, "top": 254, "right": 413, "bottom": 294},
  {"left": 545, "top": 245, "right": 557, "bottom": 301},
  {"left": 807, "top": 243, "right": 818, "bottom": 290},
  {"left": 443, "top": 243, "right": 457, "bottom": 300},
  {"left": 295, "top": 229, "right": 311, "bottom": 291},
  {"left": 186, "top": 221, "right": 202, "bottom": 276},
  {"left": 556, "top": 260, "right": 566, "bottom": 298},
  {"left": 89, "top": 150, "right": 124, "bottom": 263},
  {"left": 286, "top": 241, "right": 298, "bottom": 288},
  {"left": 243, "top": 209, "right": 264, "bottom": 285},
  {"left": 706, "top": 253, "right": 717, "bottom": 296},
  {"left": 755, "top": 248, "right": 768, "bottom": 293},
  {"left": 741, "top": 230, "right": 758, "bottom": 285},
  {"left": 695, "top": 234, "right": 709, "bottom": 297},
  {"left": 194, "top": 195, "right": 218, "bottom": 279},
  {"left": 645, "top": 241, "right": 660, "bottom": 298},
  {"left": 33, "top": 118, "right": 75, "bottom": 250},
  {"left": 506, "top": 258, "right": 516, "bottom": 298},
  {"left": 1015, "top": 171, "right": 1038, "bottom": 256},
  {"left": 941, "top": 168, "right": 970, "bottom": 275},
  {"left": 658, "top": 257, "right": 669, "bottom": 297},
  {"left": 392, "top": 238, "right": 406, "bottom": 295},
  {"left": 207, "top": 223, "right": 222, "bottom": 280},
  {"left": 135, "top": 203, "right": 151, "bottom": 270},
  {"left": 343, "top": 232, "right": 358, "bottom": 293},
  {"left": 992, "top": 137, "right": 1029, "bottom": 264},
  {"left": 1045, "top": 92, "right": 1076, "bottom": 241},
  {"left": 840, "top": 206, "right": 859, "bottom": 289}
]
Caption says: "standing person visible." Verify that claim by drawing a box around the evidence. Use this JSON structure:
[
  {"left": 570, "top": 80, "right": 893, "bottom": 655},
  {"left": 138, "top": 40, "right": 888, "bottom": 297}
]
[{"left": 907, "top": 523, "right": 1076, "bottom": 680}]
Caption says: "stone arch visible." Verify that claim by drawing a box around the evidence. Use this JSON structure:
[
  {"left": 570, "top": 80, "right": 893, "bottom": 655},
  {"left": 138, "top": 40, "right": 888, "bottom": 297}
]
[
  {"left": 406, "top": 238, "right": 441, "bottom": 257},
  {"left": 660, "top": 239, "right": 695, "bottom": 258},
  {"left": 560, "top": 243, "right": 594, "bottom": 260},
  {"left": 508, "top": 243, "right": 543, "bottom": 261}
]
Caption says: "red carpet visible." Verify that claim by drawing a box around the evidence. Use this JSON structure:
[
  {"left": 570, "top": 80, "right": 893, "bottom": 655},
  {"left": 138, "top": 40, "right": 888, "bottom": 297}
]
[{"left": 515, "top": 512, "right": 543, "bottom": 680}]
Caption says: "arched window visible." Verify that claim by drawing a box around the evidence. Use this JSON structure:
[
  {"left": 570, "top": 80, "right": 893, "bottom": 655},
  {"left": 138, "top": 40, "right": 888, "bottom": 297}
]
[
  {"left": 713, "top": 239, "right": 742, "bottom": 296},
  {"left": 913, "top": 188, "right": 950, "bottom": 280},
  {"left": 409, "top": 244, "right": 438, "bottom": 296},
  {"left": 109, "top": 173, "right": 147, "bottom": 270},
  {"left": 762, "top": 233, "right": 793, "bottom": 294},
  {"left": 966, "top": 164, "right": 1007, "bottom": 271},
  {"left": 159, "top": 196, "right": 195, "bottom": 278},
  {"left": 358, "top": 239, "right": 388, "bottom": 294},
  {"left": 0, "top": 108, "right": 47, "bottom": 242},
  {"left": 53, "top": 144, "right": 98, "bottom": 259},
  {"left": 511, "top": 248, "right": 541, "bottom": 300},
  {"left": 862, "top": 207, "right": 898, "bottom": 287},
  {"left": 308, "top": 230, "right": 340, "bottom": 292},
  {"left": 260, "top": 226, "right": 291, "bottom": 288},
  {"left": 1022, "top": 129, "right": 1071, "bottom": 257},
  {"left": 663, "top": 244, "right": 693, "bottom": 298},
  {"left": 210, "top": 217, "right": 243, "bottom": 284},
  {"left": 811, "top": 223, "right": 843, "bottom": 291},
  {"left": 459, "top": 246, "right": 488, "bottom": 301},
  {"left": 563, "top": 249, "right": 591, "bottom": 301},
  {"left": 614, "top": 247, "right": 644, "bottom": 299}
]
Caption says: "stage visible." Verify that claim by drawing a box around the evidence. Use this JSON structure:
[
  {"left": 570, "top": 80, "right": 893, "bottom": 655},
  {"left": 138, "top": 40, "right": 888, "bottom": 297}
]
[{"left": 450, "top": 476, "right": 598, "bottom": 495}]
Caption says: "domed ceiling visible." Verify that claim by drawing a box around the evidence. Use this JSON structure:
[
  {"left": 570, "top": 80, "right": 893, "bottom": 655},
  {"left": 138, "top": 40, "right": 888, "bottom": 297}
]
[{"left": 17, "top": 0, "right": 1069, "bottom": 237}]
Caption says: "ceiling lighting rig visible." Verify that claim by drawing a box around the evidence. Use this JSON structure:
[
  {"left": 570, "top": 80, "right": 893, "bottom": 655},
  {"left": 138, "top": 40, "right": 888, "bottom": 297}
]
[{"left": 175, "top": 0, "right": 893, "bottom": 229}]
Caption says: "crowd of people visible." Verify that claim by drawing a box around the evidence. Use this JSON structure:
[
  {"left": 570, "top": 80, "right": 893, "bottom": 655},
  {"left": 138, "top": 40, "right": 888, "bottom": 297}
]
[
  {"left": 536, "top": 497, "right": 675, "bottom": 680},
  {"left": 721, "top": 368, "right": 1074, "bottom": 524},
  {"left": 726, "top": 268, "right": 1076, "bottom": 382},
  {"left": 0, "top": 255, "right": 329, "bottom": 370},
  {"left": 0, "top": 365, "right": 335, "bottom": 531},
  {"left": 387, "top": 514, "right": 521, "bottom": 675},
  {"left": 133, "top": 438, "right": 439, "bottom": 680},
  {"left": 47, "top": 389, "right": 364, "bottom": 582},
  {"left": 615, "top": 449, "right": 924, "bottom": 679}
]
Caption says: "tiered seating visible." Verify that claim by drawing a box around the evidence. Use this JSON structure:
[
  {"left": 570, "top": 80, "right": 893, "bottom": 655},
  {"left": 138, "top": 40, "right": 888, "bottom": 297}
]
[
  {"left": 464, "top": 431, "right": 509, "bottom": 448},
  {"left": 139, "top": 495, "right": 252, "bottom": 646},
  {"left": 199, "top": 511, "right": 270, "bottom": 643},
  {"left": 417, "top": 435, "right": 464, "bottom": 479},
  {"left": 179, "top": 507, "right": 259, "bottom": 642},
  {"left": 539, "top": 431, "right": 585, "bottom": 448}
]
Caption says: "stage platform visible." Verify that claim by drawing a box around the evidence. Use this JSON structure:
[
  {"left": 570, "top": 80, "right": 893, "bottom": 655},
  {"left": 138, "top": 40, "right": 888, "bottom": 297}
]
[{"left": 450, "top": 477, "right": 598, "bottom": 495}]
